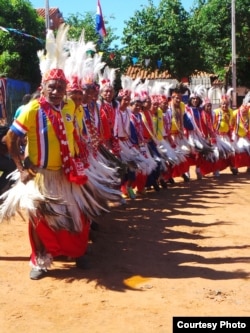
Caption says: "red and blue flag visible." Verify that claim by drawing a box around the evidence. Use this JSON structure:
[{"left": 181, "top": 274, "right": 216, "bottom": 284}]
[{"left": 96, "top": 0, "right": 107, "bottom": 42}]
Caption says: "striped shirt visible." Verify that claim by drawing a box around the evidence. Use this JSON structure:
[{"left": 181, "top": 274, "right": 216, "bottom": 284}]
[{"left": 11, "top": 98, "right": 75, "bottom": 170}]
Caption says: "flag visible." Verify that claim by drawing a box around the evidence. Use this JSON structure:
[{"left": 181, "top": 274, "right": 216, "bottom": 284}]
[{"left": 96, "top": 0, "right": 107, "bottom": 42}]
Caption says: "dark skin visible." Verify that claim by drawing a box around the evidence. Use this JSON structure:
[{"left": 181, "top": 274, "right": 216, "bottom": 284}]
[
  {"left": 5, "top": 131, "right": 29, "bottom": 182},
  {"left": 5, "top": 130, "right": 41, "bottom": 250},
  {"left": 67, "top": 90, "right": 83, "bottom": 108}
]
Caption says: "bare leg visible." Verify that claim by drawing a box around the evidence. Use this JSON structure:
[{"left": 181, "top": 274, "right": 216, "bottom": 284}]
[{"left": 29, "top": 222, "right": 45, "bottom": 254}]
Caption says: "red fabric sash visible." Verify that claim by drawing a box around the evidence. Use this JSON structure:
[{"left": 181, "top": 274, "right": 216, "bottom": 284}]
[{"left": 39, "top": 97, "right": 88, "bottom": 185}]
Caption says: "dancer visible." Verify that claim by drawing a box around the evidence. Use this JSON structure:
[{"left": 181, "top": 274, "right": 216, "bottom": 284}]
[
  {"left": 213, "top": 90, "right": 235, "bottom": 176},
  {"left": 166, "top": 89, "right": 191, "bottom": 182},
  {"left": 231, "top": 92, "right": 250, "bottom": 172},
  {"left": 0, "top": 26, "right": 121, "bottom": 280}
]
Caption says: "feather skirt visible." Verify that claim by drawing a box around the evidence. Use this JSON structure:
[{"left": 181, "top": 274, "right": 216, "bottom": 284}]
[
  {"left": 0, "top": 167, "right": 122, "bottom": 232},
  {"left": 118, "top": 139, "right": 157, "bottom": 175}
]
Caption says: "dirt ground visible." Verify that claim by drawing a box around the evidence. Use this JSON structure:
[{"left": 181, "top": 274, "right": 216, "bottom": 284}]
[{"left": 0, "top": 166, "right": 250, "bottom": 333}]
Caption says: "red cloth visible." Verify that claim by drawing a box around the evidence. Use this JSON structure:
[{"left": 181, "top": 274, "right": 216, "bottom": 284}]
[
  {"left": 29, "top": 214, "right": 90, "bottom": 263},
  {"left": 186, "top": 154, "right": 197, "bottom": 167},
  {"left": 217, "top": 158, "right": 230, "bottom": 171},
  {"left": 234, "top": 152, "right": 250, "bottom": 168},
  {"left": 100, "top": 103, "right": 115, "bottom": 140},
  {"left": 142, "top": 110, "right": 154, "bottom": 140},
  {"left": 133, "top": 171, "right": 147, "bottom": 192},
  {"left": 171, "top": 160, "right": 190, "bottom": 178},
  {"left": 199, "top": 158, "right": 218, "bottom": 175}
]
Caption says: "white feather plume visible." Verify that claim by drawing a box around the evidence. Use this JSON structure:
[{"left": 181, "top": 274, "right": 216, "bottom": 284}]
[
  {"left": 243, "top": 91, "right": 250, "bottom": 105},
  {"left": 93, "top": 52, "right": 106, "bottom": 79},
  {"left": 99, "top": 65, "right": 117, "bottom": 88},
  {"left": 37, "top": 23, "right": 70, "bottom": 77},
  {"left": 193, "top": 84, "right": 207, "bottom": 101},
  {"left": 121, "top": 75, "right": 133, "bottom": 91}
]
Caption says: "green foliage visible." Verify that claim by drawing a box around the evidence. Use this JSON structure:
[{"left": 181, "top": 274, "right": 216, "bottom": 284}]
[
  {"left": 188, "top": 0, "right": 250, "bottom": 86},
  {"left": 0, "top": 51, "right": 20, "bottom": 77},
  {"left": 65, "top": 12, "right": 124, "bottom": 82},
  {"left": 0, "top": 0, "right": 249, "bottom": 88},
  {"left": 121, "top": 0, "right": 196, "bottom": 80},
  {"left": 65, "top": 12, "right": 119, "bottom": 53},
  {"left": 67, "top": 12, "right": 98, "bottom": 43},
  {"left": 120, "top": 0, "right": 250, "bottom": 86},
  {"left": 0, "top": 0, "right": 45, "bottom": 87}
]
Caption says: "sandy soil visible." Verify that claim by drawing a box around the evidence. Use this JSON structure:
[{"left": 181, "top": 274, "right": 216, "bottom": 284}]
[{"left": 0, "top": 167, "right": 250, "bottom": 333}]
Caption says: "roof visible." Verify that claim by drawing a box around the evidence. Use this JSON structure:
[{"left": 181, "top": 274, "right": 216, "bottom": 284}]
[
  {"left": 36, "top": 7, "right": 62, "bottom": 19},
  {"left": 125, "top": 66, "right": 220, "bottom": 81},
  {"left": 125, "top": 65, "right": 173, "bottom": 80},
  {"left": 191, "top": 70, "right": 217, "bottom": 78}
]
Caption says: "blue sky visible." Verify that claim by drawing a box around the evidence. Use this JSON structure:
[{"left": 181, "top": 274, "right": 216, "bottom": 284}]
[{"left": 30, "top": 0, "right": 194, "bottom": 41}]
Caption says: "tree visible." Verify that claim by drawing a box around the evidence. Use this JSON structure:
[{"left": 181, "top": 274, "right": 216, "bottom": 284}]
[
  {"left": 121, "top": 0, "right": 197, "bottom": 80},
  {"left": 65, "top": 12, "right": 125, "bottom": 89},
  {"left": 0, "top": 0, "right": 45, "bottom": 88},
  {"left": 188, "top": 0, "right": 250, "bottom": 87},
  {"left": 1, "top": 0, "right": 249, "bottom": 89}
]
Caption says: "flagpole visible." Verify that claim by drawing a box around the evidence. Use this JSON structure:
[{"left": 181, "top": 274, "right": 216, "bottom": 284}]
[
  {"left": 231, "top": 0, "right": 237, "bottom": 108},
  {"left": 45, "top": 0, "right": 50, "bottom": 32}
]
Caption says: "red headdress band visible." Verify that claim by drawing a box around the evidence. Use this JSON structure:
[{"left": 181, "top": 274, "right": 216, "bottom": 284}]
[
  {"left": 118, "top": 89, "right": 131, "bottom": 98},
  {"left": 159, "top": 95, "right": 167, "bottom": 103},
  {"left": 42, "top": 69, "right": 68, "bottom": 83},
  {"left": 66, "top": 76, "right": 82, "bottom": 92},
  {"left": 151, "top": 95, "right": 160, "bottom": 104}
]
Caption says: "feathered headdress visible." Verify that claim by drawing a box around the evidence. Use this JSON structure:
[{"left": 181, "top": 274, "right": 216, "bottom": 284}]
[
  {"left": 37, "top": 23, "right": 70, "bottom": 83},
  {"left": 134, "top": 79, "right": 150, "bottom": 102},
  {"left": 190, "top": 84, "right": 207, "bottom": 101},
  {"left": 162, "top": 82, "right": 176, "bottom": 99},
  {"left": 149, "top": 81, "right": 175, "bottom": 103},
  {"left": 128, "top": 77, "right": 141, "bottom": 103},
  {"left": 243, "top": 91, "right": 250, "bottom": 105},
  {"left": 64, "top": 28, "right": 99, "bottom": 91},
  {"left": 98, "top": 65, "right": 117, "bottom": 90},
  {"left": 220, "top": 87, "right": 233, "bottom": 104},
  {"left": 80, "top": 52, "right": 106, "bottom": 89},
  {"left": 117, "top": 75, "right": 134, "bottom": 97}
]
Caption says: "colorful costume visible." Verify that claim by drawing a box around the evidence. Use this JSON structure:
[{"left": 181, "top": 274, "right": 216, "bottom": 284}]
[
  {"left": 166, "top": 95, "right": 191, "bottom": 178},
  {"left": 231, "top": 104, "right": 250, "bottom": 168},
  {"left": 213, "top": 104, "right": 235, "bottom": 172}
]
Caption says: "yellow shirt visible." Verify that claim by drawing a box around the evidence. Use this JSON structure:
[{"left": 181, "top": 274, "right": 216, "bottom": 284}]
[
  {"left": 152, "top": 108, "right": 164, "bottom": 140},
  {"left": 214, "top": 107, "right": 234, "bottom": 133},
  {"left": 12, "top": 98, "right": 76, "bottom": 170},
  {"left": 169, "top": 101, "right": 186, "bottom": 133},
  {"left": 232, "top": 108, "right": 250, "bottom": 137}
]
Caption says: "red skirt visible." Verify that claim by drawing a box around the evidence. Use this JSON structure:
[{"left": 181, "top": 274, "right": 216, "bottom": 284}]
[
  {"left": 234, "top": 152, "right": 250, "bottom": 168},
  {"left": 171, "top": 160, "right": 190, "bottom": 178},
  {"left": 29, "top": 214, "right": 90, "bottom": 262}
]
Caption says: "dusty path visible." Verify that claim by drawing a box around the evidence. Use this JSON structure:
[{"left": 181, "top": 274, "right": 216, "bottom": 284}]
[{"left": 0, "top": 167, "right": 250, "bottom": 333}]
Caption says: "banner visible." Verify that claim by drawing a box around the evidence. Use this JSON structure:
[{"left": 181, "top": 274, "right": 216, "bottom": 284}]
[
  {"left": 132, "top": 57, "right": 138, "bottom": 65},
  {"left": 0, "top": 26, "right": 44, "bottom": 44}
]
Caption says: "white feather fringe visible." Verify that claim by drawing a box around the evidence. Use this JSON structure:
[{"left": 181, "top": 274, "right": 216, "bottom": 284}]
[{"left": 0, "top": 168, "right": 122, "bottom": 232}]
